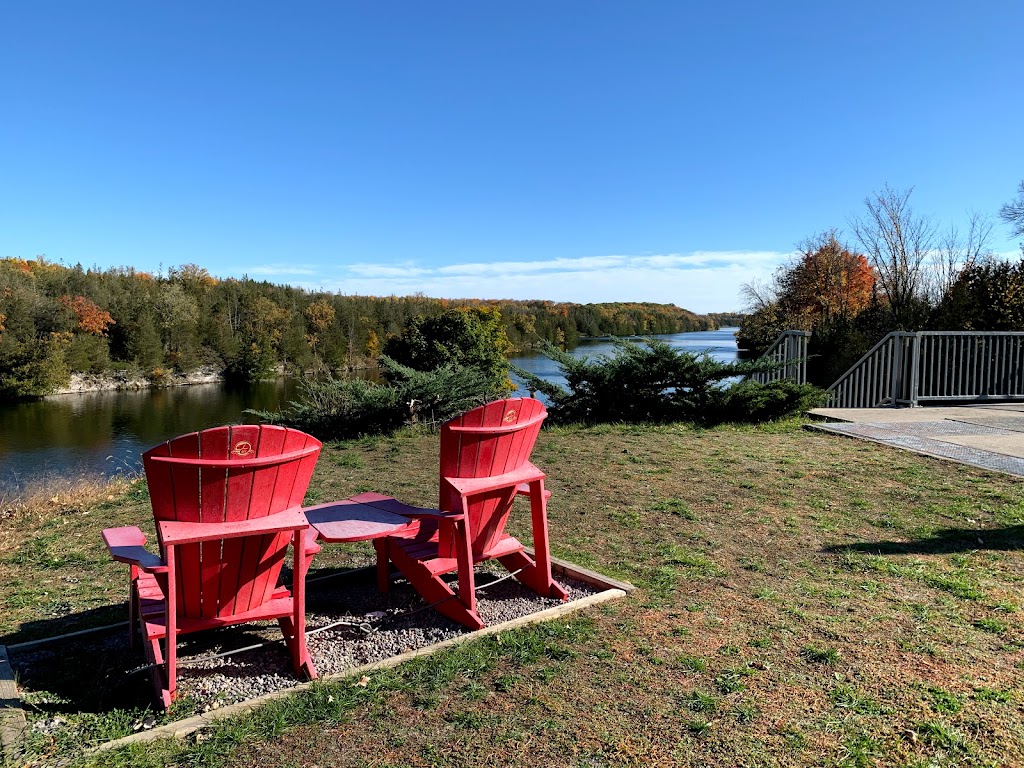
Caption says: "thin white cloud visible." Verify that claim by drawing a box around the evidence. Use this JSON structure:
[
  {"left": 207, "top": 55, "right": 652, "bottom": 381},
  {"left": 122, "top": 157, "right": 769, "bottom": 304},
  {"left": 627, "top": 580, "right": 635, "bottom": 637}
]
[
  {"left": 298, "top": 250, "right": 791, "bottom": 312},
  {"left": 347, "top": 263, "right": 433, "bottom": 278},
  {"left": 433, "top": 255, "right": 632, "bottom": 276},
  {"left": 245, "top": 264, "right": 318, "bottom": 277}
]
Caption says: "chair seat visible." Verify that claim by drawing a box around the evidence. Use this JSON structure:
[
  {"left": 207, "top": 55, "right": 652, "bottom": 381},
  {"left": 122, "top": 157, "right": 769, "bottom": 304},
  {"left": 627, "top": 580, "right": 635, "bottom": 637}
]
[{"left": 389, "top": 530, "right": 525, "bottom": 575}]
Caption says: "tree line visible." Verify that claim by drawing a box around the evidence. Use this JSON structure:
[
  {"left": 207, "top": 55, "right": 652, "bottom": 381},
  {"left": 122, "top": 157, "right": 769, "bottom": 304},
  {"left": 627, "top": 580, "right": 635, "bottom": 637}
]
[
  {"left": 738, "top": 183, "right": 1024, "bottom": 385},
  {"left": 0, "top": 258, "right": 717, "bottom": 397}
]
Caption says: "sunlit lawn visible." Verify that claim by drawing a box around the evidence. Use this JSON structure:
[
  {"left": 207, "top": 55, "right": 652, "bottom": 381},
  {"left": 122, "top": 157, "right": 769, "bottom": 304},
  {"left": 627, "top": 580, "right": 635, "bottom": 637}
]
[{"left": 2, "top": 419, "right": 1023, "bottom": 767}]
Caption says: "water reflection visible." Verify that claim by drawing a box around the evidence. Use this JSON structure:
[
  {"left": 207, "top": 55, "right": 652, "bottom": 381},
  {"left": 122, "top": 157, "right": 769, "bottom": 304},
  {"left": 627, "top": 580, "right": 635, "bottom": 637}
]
[{"left": 0, "top": 379, "right": 300, "bottom": 490}]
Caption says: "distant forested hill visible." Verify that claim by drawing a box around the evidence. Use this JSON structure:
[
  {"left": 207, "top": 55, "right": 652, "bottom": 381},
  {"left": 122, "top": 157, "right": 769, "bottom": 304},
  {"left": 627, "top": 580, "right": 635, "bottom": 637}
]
[
  {"left": 706, "top": 312, "right": 745, "bottom": 328},
  {"left": 0, "top": 258, "right": 718, "bottom": 396}
]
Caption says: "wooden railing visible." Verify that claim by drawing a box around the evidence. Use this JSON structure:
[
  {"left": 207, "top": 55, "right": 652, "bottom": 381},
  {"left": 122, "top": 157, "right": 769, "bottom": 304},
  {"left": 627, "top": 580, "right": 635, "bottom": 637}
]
[
  {"left": 749, "top": 330, "right": 810, "bottom": 385},
  {"left": 825, "top": 331, "right": 1024, "bottom": 408}
]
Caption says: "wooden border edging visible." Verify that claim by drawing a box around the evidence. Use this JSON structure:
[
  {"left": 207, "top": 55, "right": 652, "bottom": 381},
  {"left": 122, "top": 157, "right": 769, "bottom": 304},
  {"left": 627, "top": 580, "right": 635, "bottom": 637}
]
[
  {"left": 547, "top": 552, "right": 636, "bottom": 593},
  {"left": 0, "top": 645, "right": 28, "bottom": 763},
  {"left": 91, "top": 558, "right": 633, "bottom": 753}
]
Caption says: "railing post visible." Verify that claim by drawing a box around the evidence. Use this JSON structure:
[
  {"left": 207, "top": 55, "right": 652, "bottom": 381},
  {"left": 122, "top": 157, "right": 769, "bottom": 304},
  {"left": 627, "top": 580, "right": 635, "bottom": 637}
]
[
  {"left": 890, "top": 333, "right": 903, "bottom": 407},
  {"left": 785, "top": 332, "right": 796, "bottom": 382},
  {"left": 799, "top": 332, "right": 808, "bottom": 385},
  {"left": 909, "top": 333, "right": 921, "bottom": 407}
]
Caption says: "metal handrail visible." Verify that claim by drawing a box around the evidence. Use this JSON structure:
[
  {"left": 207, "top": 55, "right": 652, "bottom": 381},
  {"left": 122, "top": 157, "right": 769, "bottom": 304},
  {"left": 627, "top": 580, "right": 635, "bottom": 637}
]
[
  {"left": 824, "top": 331, "right": 1024, "bottom": 408},
  {"left": 749, "top": 330, "right": 810, "bottom": 385}
]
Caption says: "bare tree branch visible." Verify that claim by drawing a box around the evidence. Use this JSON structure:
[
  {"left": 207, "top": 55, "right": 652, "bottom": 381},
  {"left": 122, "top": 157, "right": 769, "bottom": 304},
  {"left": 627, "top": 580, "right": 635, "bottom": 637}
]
[
  {"left": 849, "top": 185, "right": 935, "bottom": 327},
  {"left": 999, "top": 180, "right": 1024, "bottom": 238},
  {"left": 929, "top": 211, "right": 993, "bottom": 302}
]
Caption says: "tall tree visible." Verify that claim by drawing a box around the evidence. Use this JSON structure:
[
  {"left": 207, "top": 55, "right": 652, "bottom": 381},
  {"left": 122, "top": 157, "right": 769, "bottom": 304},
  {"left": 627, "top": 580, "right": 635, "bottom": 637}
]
[
  {"left": 780, "top": 230, "right": 875, "bottom": 327},
  {"left": 382, "top": 307, "right": 513, "bottom": 391},
  {"left": 929, "top": 212, "right": 993, "bottom": 302},
  {"left": 849, "top": 185, "right": 935, "bottom": 327}
]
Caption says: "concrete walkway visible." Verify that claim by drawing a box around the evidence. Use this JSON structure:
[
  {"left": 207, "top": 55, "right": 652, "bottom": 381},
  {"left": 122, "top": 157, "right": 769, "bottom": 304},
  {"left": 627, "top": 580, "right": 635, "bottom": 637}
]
[{"left": 807, "top": 403, "right": 1024, "bottom": 477}]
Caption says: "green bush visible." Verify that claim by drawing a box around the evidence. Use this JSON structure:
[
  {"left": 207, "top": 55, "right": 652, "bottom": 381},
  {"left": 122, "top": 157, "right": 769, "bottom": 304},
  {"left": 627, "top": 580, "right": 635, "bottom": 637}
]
[
  {"left": 382, "top": 307, "right": 514, "bottom": 393},
  {"left": 250, "top": 357, "right": 505, "bottom": 439},
  {"left": 251, "top": 377, "right": 404, "bottom": 438},
  {"left": 513, "top": 338, "right": 821, "bottom": 426},
  {"left": 378, "top": 357, "right": 506, "bottom": 427},
  {"left": 714, "top": 379, "right": 825, "bottom": 423}
]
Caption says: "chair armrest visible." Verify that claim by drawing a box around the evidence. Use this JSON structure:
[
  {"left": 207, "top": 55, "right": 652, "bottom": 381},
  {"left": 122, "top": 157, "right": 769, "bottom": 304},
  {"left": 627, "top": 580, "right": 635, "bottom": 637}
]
[
  {"left": 158, "top": 507, "right": 310, "bottom": 546},
  {"left": 444, "top": 462, "right": 545, "bottom": 498},
  {"left": 102, "top": 526, "right": 168, "bottom": 573}
]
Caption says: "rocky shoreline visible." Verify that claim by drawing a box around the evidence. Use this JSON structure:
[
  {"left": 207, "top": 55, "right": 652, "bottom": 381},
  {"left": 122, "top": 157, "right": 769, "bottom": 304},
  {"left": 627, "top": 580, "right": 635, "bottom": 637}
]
[{"left": 45, "top": 366, "right": 225, "bottom": 396}]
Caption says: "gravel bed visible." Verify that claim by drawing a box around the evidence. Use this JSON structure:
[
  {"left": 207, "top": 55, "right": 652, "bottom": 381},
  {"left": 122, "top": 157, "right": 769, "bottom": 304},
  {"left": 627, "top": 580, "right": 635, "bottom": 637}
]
[
  {"left": 14, "top": 566, "right": 600, "bottom": 721},
  {"left": 177, "top": 567, "right": 597, "bottom": 709}
]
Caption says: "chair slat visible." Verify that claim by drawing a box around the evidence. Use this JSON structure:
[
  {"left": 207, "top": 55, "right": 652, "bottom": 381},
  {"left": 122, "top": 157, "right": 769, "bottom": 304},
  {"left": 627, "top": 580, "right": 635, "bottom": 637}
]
[
  {"left": 161, "top": 433, "right": 203, "bottom": 618},
  {"left": 218, "top": 425, "right": 261, "bottom": 616},
  {"left": 248, "top": 426, "right": 287, "bottom": 519},
  {"left": 197, "top": 428, "right": 231, "bottom": 618}
]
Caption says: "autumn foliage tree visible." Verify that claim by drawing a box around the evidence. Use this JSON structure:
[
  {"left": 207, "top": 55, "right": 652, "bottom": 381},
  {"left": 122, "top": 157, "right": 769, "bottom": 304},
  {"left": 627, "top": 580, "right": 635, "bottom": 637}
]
[
  {"left": 738, "top": 231, "right": 875, "bottom": 353},
  {"left": 304, "top": 299, "right": 336, "bottom": 371},
  {"left": 778, "top": 231, "right": 875, "bottom": 327}
]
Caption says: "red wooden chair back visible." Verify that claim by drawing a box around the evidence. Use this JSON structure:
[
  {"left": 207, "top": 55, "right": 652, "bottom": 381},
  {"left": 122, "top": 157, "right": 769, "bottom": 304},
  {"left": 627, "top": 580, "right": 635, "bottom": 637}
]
[
  {"left": 142, "top": 425, "right": 321, "bottom": 621},
  {"left": 438, "top": 398, "right": 546, "bottom": 557}
]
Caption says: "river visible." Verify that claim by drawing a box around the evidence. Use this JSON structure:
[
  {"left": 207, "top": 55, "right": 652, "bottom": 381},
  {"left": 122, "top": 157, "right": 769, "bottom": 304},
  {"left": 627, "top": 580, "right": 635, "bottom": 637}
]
[{"left": 0, "top": 328, "right": 737, "bottom": 492}]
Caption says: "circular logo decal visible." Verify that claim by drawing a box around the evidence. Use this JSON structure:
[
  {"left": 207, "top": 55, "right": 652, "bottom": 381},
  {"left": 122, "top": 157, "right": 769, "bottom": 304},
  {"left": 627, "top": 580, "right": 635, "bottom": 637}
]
[
  {"left": 503, "top": 409, "right": 517, "bottom": 423},
  {"left": 232, "top": 441, "right": 254, "bottom": 457}
]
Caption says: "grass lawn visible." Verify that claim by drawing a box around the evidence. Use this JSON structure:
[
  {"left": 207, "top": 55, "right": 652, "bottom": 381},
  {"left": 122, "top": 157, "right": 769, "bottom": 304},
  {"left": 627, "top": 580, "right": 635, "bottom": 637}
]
[{"left": 2, "top": 419, "right": 1023, "bottom": 767}]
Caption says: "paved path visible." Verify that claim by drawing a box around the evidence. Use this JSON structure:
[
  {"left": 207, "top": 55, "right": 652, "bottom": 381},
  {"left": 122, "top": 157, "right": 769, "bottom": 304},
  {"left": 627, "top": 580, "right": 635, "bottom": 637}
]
[{"left": 807, "top": 404, "right": 1024, "bottom": 477}]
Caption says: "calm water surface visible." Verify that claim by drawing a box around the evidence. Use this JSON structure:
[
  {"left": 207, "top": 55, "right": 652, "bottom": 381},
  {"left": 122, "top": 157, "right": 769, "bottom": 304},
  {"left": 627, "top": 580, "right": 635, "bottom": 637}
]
[
  {"left": 0, "top": 328, "right": 737, "bottom": 492},
  {"left": 0, "top": 380, "right": 301, "bottom": 492}
]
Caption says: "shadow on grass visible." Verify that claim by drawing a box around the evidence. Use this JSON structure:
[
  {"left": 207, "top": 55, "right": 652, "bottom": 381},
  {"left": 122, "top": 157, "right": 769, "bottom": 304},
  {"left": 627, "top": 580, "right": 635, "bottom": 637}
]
[
  {"left": 0, "top": 603, "right": 128, "bottom": 647},
  {"left": 825, "top": 525, "right": 1024, "bottom": 556}
]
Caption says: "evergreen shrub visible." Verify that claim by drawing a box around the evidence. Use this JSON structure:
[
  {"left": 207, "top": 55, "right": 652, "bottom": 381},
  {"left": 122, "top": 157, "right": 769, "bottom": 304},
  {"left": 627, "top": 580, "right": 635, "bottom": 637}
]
[
  {"left": 250, "top": 357, "right": 505, "bottom": 439},
  {"left": 512, "top": 338, "right": 823, "bottom": 426}
]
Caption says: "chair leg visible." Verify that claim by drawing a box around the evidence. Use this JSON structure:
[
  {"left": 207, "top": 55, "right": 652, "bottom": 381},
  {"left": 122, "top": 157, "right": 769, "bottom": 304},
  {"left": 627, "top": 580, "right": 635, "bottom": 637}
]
[
  {"left": 374, "top": 539, "right": 391, "bottom": 593},
  {"left": 498, "top": 550, "right": 569, "bottom": 600},
  {"left": 144, "top": 631, "right": 172, "bottom": 711},
  {"left": 288, "top": 532, "right": 317, "bottom": 679},
  {"left": 522, "top": 479, "right": 567, "bottom": 600},
  {"left": 164, "top": 547, "right": 177, "bottom": 706},
  {"left": 388, "top": 541, "right": 484, "bottom": 630},
  {"left": 128, "top": 567, "right": 138, "bottom": 649},
  {"left": 453, "top": 519, "right": 477, "bottom": 618}
]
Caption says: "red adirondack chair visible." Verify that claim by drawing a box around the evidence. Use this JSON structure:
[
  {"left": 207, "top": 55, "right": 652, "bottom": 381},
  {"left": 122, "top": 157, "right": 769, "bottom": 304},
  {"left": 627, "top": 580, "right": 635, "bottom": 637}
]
[
  {"left": 102, "top": 425, "right": 322, "bottom": 708},
  {"left": 374, "top": 398, "right": 568, "bottom": 629}
]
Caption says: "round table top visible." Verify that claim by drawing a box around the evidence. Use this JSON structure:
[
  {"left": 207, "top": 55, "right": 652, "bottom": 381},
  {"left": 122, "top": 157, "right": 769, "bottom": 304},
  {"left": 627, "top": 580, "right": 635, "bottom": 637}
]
[{"left": 303, "top": 493, "right": 419, "bottom": 542}]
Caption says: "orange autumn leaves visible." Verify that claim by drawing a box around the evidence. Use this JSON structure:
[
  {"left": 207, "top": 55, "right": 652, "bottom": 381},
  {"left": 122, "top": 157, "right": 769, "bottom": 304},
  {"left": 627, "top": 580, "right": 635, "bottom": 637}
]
[
  {"left": 780, "top": 236, "right": 875, "bottom": 328},
  {"left": 59, "top": 295, "right": 115, "bottom": 336}
]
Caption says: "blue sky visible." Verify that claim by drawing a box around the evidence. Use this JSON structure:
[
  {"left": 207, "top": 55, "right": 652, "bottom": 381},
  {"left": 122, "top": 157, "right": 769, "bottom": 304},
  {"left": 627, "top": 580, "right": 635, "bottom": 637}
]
[{"left": 2, "top": 2, "right": 1021, "bottom": 313}]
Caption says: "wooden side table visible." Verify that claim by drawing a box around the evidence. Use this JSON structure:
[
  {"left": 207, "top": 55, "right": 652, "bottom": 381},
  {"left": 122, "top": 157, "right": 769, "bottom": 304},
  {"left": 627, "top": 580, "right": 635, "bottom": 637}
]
[{"left": 303, "top": 492, "right": 422, "bottom": 543}]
